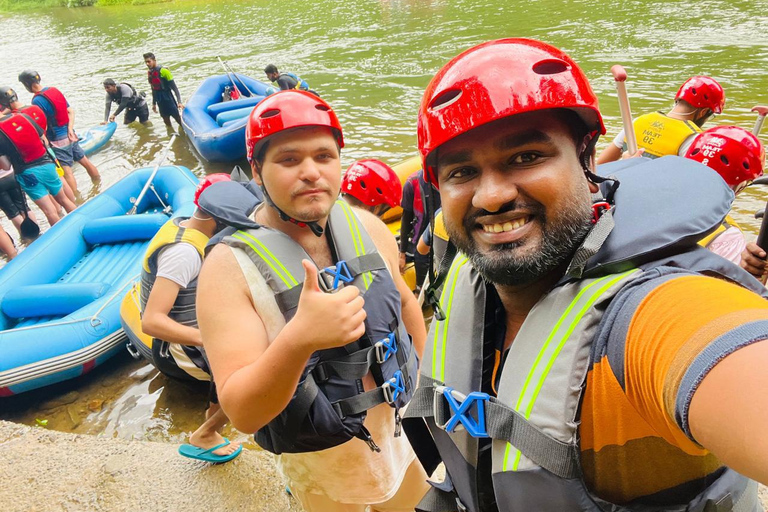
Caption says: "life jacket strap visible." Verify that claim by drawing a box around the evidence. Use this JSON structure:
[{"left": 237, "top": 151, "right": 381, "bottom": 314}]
[
  {"left": 331, "top": 347, "right": 416, "bottom": 418},
  {"left": 405, "top": 375, "right": 581, "bottom": 479},
  {"left": 273, "top": 253, "right": 386, "bottom": 312}
]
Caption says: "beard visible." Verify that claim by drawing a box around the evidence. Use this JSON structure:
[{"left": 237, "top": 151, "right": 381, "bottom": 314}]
[{"left": 446, "top": 196, "right": 593, "bottom": 287}]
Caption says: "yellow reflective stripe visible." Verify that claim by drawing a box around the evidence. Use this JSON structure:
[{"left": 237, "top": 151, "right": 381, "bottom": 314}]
[
  {"left": 503, "top": 269, "right": 637, "bottom": 471},
  {"left": 232, "top": 231, "right": 298, "bottom": 288},
  {"left": 431, "top": 255, "right": 469, "bottom": 382},
  {"left": 338, "top": 201, "right": 371, "bottom": 289}
]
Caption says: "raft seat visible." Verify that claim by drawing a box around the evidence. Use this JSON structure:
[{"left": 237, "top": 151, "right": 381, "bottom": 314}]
[
  {"left": 206, "top": 95, "right": 264, "bottom": 117},
  {"left": 2, "top": 282, "right": 111, "bottom": 319},
  {"left": 216, "top": 106, "right": 255, "bottom": 127},
  {"left": 81, "top": 213, "right": 168, "bottom": 246}
]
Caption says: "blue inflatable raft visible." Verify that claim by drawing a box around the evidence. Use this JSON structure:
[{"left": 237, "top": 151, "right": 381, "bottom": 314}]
[
  {"left": 78, "top": 121, "right": 117, "bottom": 156},
  {"left": 0, "top": 165, "right": 198, "bottom": 396},
  {"left": 181, "top": 74, "right": 276, "bottom": 162}
]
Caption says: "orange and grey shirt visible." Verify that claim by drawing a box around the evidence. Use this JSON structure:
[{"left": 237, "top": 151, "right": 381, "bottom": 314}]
[{"left": 483, "top": 269, "right": 768, "bottom": 506}]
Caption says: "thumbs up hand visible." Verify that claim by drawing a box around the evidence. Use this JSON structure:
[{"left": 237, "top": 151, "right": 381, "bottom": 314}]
[{"left": 291, "top": 260, "right": 367, "bottom": 351}]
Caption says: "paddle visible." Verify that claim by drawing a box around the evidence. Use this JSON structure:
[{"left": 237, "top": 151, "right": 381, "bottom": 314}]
[
  {"left": 218, "top": 56, "right": 254, "bottom": 97},
  {"left": 16, "top": 181, "right": 40, "bottom": 239},
  {"left": 611, "top": 65, "right": 638, "bottom": 155},
  {"left": 128, "top": 133, "right": 177, "bottom": 215},
  {"left": 217, "top": 56, "right": 243, "bottom": 99},
  {"left": 751, "top": 106, "right": 768, "bottom": 250}
]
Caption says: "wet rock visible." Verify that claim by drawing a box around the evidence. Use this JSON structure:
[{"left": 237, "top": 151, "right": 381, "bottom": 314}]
[
  {"left": 42, "top": 391, "right": 79, "bottom": 409},
  {"left": 66, "top": 406, "right": 81, "bottom": 429},
  {"left": 87, "top": 399, "right": 104, "bottom": 412}
]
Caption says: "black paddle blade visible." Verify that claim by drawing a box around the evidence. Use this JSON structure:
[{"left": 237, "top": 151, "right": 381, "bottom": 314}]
[{"left": 20, "top": 216, "right": 40, "bottom": 239}]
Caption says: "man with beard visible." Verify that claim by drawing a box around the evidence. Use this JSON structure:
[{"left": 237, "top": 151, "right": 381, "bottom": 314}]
[
  {"left": 402, "top": 39, "right": 768, "bottom": 512},
  {"left": 197, "top": 90, "right": 429, "bottom": 510}
]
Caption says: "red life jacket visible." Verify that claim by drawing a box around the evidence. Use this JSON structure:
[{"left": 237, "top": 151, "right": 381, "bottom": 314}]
[
  {"left": 13, "top": 104, "right": 47, "bottom": 132},
  {"left": 147, "top": 66, "right": 167, "bottom": 92},
  {"left": 0, "top": 113, "right": 47, "bottom": 164},
  {"left": 33, "top": 87, "right": 69, "bottom": 127}
]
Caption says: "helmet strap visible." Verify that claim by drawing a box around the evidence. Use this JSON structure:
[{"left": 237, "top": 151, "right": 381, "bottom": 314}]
[{"left": 259, "top": 180, "right": 325, "bottom": 237}]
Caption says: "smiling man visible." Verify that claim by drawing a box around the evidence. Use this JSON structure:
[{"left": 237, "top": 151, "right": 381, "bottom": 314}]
[
  {"left": 402, "top": 39, "right": 768, "bottom": 512},
  {"left": 197, "top": 90, "right": 428, "bottom": 511}
]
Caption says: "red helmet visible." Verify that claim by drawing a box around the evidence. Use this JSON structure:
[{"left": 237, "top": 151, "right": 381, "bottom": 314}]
[
  {"left": 685, "top": 126, "right": 764, "bottom": 187},
  {"left": 417, "top": 38, "right": 605, "bottom": 188},
  {"left": 342, "top": 159, "right": 402, "bottom": 208},
  {"left": 245, "top": 90, "right": 344, "bottom": 162},
  {"left": 675, "top": 76, "right": 725, "bottom": 114},
  {"left": 194, "top": 173, "right": 231, "bottom": 207}
]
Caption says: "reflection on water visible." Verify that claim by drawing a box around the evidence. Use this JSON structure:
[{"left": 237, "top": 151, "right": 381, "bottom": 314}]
[{"left": 0, "top": 0, "right": 766, "bottom": 433}]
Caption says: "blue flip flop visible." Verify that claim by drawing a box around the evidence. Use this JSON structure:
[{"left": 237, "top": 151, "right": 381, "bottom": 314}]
[{"left": 178, "top": 437, "right": 243, "bottom": 464}]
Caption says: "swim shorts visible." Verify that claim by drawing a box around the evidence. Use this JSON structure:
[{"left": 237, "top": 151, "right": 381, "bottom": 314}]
[{"left": 16, "top": 163, "right": 63, "bottom": 200}]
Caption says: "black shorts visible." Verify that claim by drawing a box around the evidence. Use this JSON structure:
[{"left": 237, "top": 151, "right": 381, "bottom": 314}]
[
  {"left": 0, "top": 174, "right": 26, "bottom": 219},
  {"left": 124, "top": 102, "right": 149, "bottom": 124},
  {"left": 157, "top": 96, "right": 179, "bottom": 119}
]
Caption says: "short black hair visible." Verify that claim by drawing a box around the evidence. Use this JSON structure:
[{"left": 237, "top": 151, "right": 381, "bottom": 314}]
[
  {"left": 143, "top": 52, "right": 155, "bottom": 60},
  {"left": 264, "top": 64, "right": 278, "bottom": 74},
  {"left": 103, "top": 78, "right": 116, "bottom": 87}
]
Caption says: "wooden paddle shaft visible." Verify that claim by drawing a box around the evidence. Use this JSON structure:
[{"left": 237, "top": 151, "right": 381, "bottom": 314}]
[
  {"left": 752, "top": 106, "right": 768, "bottom": 136},
  {"left": 611, "top": 65, "right": 638, "bottom": 155}
]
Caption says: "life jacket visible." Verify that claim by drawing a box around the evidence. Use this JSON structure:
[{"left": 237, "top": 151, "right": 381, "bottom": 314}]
[
  {"left": 699, "top": 214, "right": 742, "bottom": 248},
  {"left": 403, "top": 156, "right": 765, "bottom": 512},
  {"left": 281, "top": 72, "right": 310, "bottom": 91},
  {"left": 12, "top": 105, "right": 47, "bottom": 132},
  {"left": 628, "top": 111, "right": 702, "bottom": 159},
  {"left": 223, "top": 199, "right": 418, "bottom": 454},
  {"left": 147, "top": 66, "right": 168, "bottom": 92},
  {"left": 33, "top": 87, "right": 69, "bottom": 128},
  {"left": 0, "top": 113, "right": 47, "bottom": 165},
  {"left": 139, "top": 218, "right": 211, "bottom": 382},
  {"left": 110, "top": 82, "right": 141, "bottom": 106}
]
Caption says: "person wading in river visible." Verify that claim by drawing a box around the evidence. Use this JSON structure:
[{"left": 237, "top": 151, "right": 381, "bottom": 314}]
[
  {"left": 197, "top": 90, "right": 429, "bottom": 511},
  {"left": 598, "top": 76, "right": 725, "bottom": 164},
  {"left": 19, "top": 70, "right": 101, "bottom": 197},
  {"left": 143, "top": 53, "right": 183, "bottom": 128},
  {"left": 402, "top": 38, "right": 768, "bottom": 512},
  {"left": 102, "top": 79, "right": 149, "bottom": 126}
]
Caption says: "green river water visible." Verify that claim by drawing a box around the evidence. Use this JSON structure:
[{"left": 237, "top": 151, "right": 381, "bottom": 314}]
[{"left": 0, "top": 0, "right": 767, "bottom": 443}]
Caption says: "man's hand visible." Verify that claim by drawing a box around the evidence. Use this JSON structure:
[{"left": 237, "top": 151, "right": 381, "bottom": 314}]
[
  {"left": 178, "top": 102, "right": 184, "bottom": 111},
  {"left": 289, "top": 260, "right": 366, "bottom": 351},
  {"left": 152, "top": 104, "right": 157, "bottom": 113},
  {"left": 67, "top": 128, "right": 77, "bottom": 142},
  {"left": 622, "top": 148, "right": 645, "bottom": 159},
  {"left": 399, "top": 252, "right": 406, "bottom": 274},
  {"left": 109, "top": 115, "right": 116, "bottom": 123},
  {"left": 740, "top": 242, "right": 768, "bottom": 283}
]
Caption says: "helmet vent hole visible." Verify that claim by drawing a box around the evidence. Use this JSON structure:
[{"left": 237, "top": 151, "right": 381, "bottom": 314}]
[
  {"left": 376, "top": 187, "right": 383, "bottom": 195},
  {"left": 743, "top": 161, "right": 750, "bottom": 170},
  {"left": 359, "top": 180, "right": 367, "bottom": 189},
  {"left": 429, "top": 89, "right": 462, "bottom": 112},
  {"left": 720, "top": 155, "right": 730, "bottom": 166},
  {"left": 691, "top": 87, "right": 697, "bottom": 95},
  {"left": 690, "top": 148, "right": 701, "bottom": 156},
  {"left": 260, "top": 108, "right": 280, "bottom": 119},
  {"left": 315, "top": 104, "right": 330, "bottom": 112},
  {"left": 532, "top": 59, "right": 569, "bottom": 75}
]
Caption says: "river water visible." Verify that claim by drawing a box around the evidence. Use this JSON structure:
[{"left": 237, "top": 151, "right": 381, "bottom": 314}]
[{"left": 1, "top": 0, "right": 767, "bottom": 440}]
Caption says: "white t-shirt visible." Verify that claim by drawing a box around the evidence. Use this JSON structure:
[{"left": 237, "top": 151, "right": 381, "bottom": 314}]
[
  {"left": 155, "top": 243, "right": 202, "bottom": 287},
  {"left": 706, "top": 226, "right": 747, "bottom": 265},
  {"left": 229, "top": 245, "right": 416, "bottom": 504}
]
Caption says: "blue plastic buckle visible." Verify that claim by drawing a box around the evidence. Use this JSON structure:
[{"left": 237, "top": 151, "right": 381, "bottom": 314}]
[
  {"left": 382, "top": 370, "right": 405, "bottom": 404},
  {"left": 321, "top": 260, "right": 354, "bottom": 290},
  {"left": 436, "top": 386, "right": 490, "bottom": 438},
  {"left": 374, "top": 332, "right": 398, "bottom": 364}
]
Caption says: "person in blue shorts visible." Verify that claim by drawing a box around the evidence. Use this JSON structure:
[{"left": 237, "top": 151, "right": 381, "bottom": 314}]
[
  {"left": 0, "top": 108, "right": 76, "bottom": 226},
  {"left": 18, "top": 70, "right": 101, "bottom": 198}
]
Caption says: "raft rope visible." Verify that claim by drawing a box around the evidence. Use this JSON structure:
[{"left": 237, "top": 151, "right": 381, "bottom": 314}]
[{"left": 1, "top": 274, "right": 139, "bottom": 333}]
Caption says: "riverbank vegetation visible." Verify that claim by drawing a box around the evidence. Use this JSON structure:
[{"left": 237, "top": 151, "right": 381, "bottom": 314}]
[{"left": 0, "top": 0, "right": 171, "bottom": 11}]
